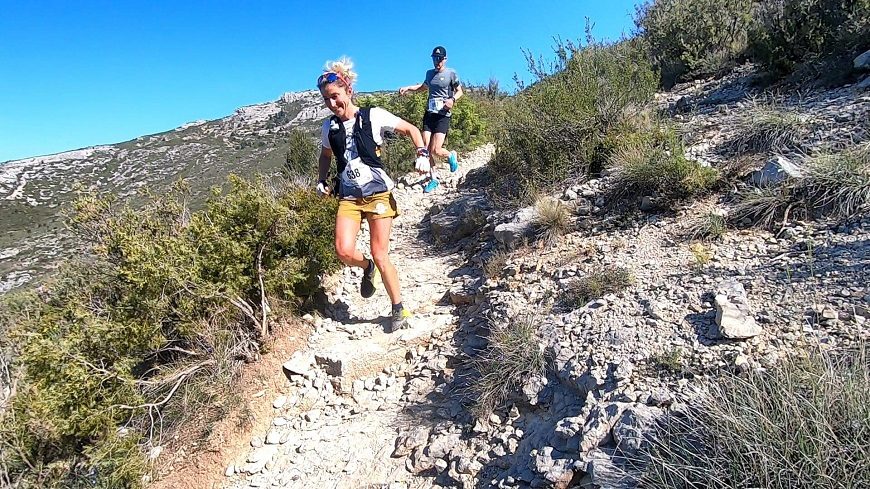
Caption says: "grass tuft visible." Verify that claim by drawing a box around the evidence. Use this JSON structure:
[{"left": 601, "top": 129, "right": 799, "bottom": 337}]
[
  {"left": 688, "top": 211, "right": 727, "bottom": 240},
  {"left": 533, "top": 197, "right": 571, "bottom": 245},
  {"left": 563, "top": 266, "right": 633, "bottom": 308},
  {"left": 609, "top": 126, "right": 720, "bottom": 200},
  {"left": 482, "top": 250, "right": 509, "bottom": 280},
  {"left": 726, "top": 98, "right": 808, "bottom": 155},
  {"left": 649, "top": 347, "right": 684, "bottom": 375},
  {"left": 733, "top": 144, "right": 870, "bottom": 227},
  {"left": 471, "top": 314, "right": 549, "bottom": 416},
  {"left": 636, "top": 347, "right": 870, "bottom": 489}
]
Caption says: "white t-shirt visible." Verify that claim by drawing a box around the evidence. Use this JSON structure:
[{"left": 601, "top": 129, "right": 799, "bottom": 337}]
[{"left": 320, "top": 107, "right": 402, "bottom": 198}]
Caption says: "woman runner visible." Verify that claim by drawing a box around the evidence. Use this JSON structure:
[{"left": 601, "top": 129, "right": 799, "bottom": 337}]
[{"left": 315, "top": 57, "right": 428, "bottom": 332}]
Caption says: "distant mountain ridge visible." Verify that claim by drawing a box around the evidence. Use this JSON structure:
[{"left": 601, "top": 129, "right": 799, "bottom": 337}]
[{"left": 0, "top": 90, "right": 331, "bottom": 293}]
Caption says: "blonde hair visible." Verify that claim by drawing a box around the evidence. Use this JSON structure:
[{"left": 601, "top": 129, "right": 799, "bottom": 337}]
[{"left": 323, "top": 56, "right": 358, "bottom": 88}]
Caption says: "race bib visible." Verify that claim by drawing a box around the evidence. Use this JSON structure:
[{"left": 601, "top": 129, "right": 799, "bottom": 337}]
[
  {"left": 341, "top": 157, "right": 374, "bottom": 190},
  {"left": 428, "top": 97, "right": 445, "bottom": 113}
]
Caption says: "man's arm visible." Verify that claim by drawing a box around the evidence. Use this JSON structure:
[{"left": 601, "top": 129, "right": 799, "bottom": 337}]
[
  {"left": 399, "top": 82, "right": 428, "bottom": 95},
  {"left": 445, "top": 83, "right": 463, "bottom": 110}
]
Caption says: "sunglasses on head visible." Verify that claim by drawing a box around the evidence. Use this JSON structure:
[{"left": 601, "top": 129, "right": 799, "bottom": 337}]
[{"left": 317, "top": 71, "right": 348, "bottom": 89}]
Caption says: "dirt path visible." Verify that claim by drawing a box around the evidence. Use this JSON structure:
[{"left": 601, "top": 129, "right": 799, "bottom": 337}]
[{"left": 221, "top": 145, "right": 494, "bottom": 489}]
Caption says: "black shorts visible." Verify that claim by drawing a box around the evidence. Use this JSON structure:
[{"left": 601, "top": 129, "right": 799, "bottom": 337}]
[{"left": 422, "top": 111, "right": 451, "bottom": 135}]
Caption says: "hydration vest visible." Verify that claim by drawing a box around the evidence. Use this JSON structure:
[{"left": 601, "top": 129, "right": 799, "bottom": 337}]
[{"left": 327, "top": 108, "right": 388, "bottom": 198}]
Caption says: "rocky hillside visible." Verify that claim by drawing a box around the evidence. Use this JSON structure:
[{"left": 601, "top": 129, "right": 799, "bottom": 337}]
[
  {"left": 0, "top": 90, "right": 329, "bottom": 293},
  {"left": 212, "top": 70, "right": 868, "bottom": 489}
]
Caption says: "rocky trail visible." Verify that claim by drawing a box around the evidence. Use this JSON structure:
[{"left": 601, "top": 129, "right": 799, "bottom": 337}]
[
  {"left": 221, "top": 72, "right": 870, "bottom": 489},
  {"left": 222, "top": 145, "right": 496, "bottom": 489}
]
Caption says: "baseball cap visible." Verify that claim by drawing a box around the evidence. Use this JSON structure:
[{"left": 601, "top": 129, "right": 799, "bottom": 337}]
[{"left": 431, "top": 46, "right": 447, "bottom": 58}]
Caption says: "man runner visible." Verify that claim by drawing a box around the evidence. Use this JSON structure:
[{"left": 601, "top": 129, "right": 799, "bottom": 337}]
[{"left": 399, "top": 45, "right": 463, "bottom": 193}]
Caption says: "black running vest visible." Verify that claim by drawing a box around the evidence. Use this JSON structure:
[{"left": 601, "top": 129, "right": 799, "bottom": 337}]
[{"left": 327, "top": 108, "right": 386, "bottom": 197}]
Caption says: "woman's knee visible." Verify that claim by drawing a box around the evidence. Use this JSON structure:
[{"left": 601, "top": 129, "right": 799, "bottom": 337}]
[{"left": 335, "top": 240, "right": 356, "bottom": 262}]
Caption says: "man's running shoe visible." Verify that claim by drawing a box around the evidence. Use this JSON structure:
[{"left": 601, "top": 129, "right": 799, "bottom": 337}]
[
  {"left": 448, "top": 151, "right": 458, "bottom": 172},
  {"left": 360, "top": 259, "right": 379, "bottom": 298},
  {"left": 390, "top": 307, "right": 412, "bottom": 332},
  {"left": 424, "top": 179, "right": 440, "bottom": 193}
]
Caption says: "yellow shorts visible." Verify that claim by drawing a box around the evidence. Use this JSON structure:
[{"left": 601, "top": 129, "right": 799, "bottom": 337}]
[{"left": 337, "top": 191, "right": 400, "bottom": 222}]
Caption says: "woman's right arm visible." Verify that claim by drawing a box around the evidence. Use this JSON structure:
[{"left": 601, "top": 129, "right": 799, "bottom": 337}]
[{"left": 317, "top": 147, "right": 333, "bottom": 196}]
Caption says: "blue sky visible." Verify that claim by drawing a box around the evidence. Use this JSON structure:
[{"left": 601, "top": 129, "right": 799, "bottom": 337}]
[{"left": 0, "top": 0, "right": 641, "bottom": 162}]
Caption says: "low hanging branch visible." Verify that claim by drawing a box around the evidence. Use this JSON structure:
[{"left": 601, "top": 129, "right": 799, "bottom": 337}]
[{"left": 114, "top": 360, "right": 215, "bottom": 411}]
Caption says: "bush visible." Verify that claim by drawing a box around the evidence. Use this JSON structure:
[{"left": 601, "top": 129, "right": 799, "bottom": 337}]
[
  {"left": 563, "top": 266, "right": 634, "bottom": 308},
  {"left": 0, "top": 176, "right": 339, "bottom": 487},
  {"left": 609, "top": 124, "right": 720, "bottom": 199},
  {"left": 284, "top": 128, "right": 320, "bottom": 178},
  {"left": 733, "top": 143, "right": 870, "bottom": 227},
  {"left": 747, "top": 0, "right": 870, "bottom": 75},
  {"left": 638, "top": 348, "right": 870, "bottom": 488},
  {"left": 635, "top": 0, "right": 754, "bottom": 86},
  {"left": 471, "top": 314, "right": 549, "bottom": 416},
  {"left": 489, "top": 38, "right": 658, "bottom": 203}
]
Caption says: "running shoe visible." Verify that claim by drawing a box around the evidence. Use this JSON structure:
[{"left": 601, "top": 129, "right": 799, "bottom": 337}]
[
  {"left": 360, "top": 259, "right": 379, "bottom": 298},
  {"left": 424, "top": 179, "right": 440, "bottom": 193},
  {"left": 389, "top": 307, "right": 412, "bottom": 332},
  {"left": 448, "top": 151, "right": 458, "bottom": 172}
]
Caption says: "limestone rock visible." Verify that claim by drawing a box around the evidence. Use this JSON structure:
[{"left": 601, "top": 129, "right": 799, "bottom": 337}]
[
  {"left": 392, "top": 426, "right": 429, "bottom": 458},
  {"left": 612, "top": 405, "right": 663, "bottom": 457},
  {"left": 711, "top": 279, "right": 761, "bottom": 339},
  {"left": 282, "top": 352, "right": 313, "bottom": 380},
  {"left": 855, "top": 49, "right": 870, "bottom": 71},
  {"left": 494, "top": 207, "right": 537, "bottom": 250},
  {"left": 430, "top": 194, "right": 490, "bottom": 243},
  {"left": 747, "top": 155, "right": 802, "bottom": 187}
]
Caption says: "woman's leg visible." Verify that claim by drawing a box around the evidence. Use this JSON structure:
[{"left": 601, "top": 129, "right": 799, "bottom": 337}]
[
  {"left": 335, "top": 214, "right": 367, "bottom": 268},
  {"left": 368, "top": 216, "right": 401, "bottom": 305}
]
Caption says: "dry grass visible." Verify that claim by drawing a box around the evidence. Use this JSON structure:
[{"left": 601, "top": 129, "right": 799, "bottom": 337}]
[
  {"left": 733, "top": 144, "right": 870, "bottom": 228},
  {"left": 689, "top": 243, "right": 712, "bottom": 269},
  {"left": 726, "top": 98, "right": 808, "bottom": 155},
  {"left": 533, "top": 197, "right": 571, "bottom": 245},
  {"left": 471, "top": 314, "right": 549, "bottom": 417},
  {"left": 563, "top": 266, "right": 633, "bottom": 308},
  {"left": 687, "top": 211, "right": 727, "bottom": 240},
  {"left": 636, "top": 347, "right": 870, "bottom": 489},
  {"left": 482, "top": 250, "right": 510, "bottom": 279}
]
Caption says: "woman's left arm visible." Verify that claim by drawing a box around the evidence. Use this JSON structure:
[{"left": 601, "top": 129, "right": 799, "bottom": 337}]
[{"left": 393, "top": 119, "right": 425, "bottom": 149}]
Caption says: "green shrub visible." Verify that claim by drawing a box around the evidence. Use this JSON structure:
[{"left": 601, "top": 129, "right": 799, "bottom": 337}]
[
  {"left": 747, "top": 0, "right": 870, "bottom": 75},
  {"left": 489, "top": 38, "right": 658, "bottom": 203},
  {"left": 284, "top": 128, "right": 320, "bottom": 178},
  {"left": 609, "top": 124, "right": 719, "bottom": 199},
  {"left": 635, "top": 0, "right": 754, "bottom": 86},
  {"left": 733, "top": 143, "right": 870, "bottom": 227},
  {"left": 638, "top": 348, "right": 870, "bottom": 488},
  {"left": 0, "top": 176, "right": 339, "bottom": 487}
]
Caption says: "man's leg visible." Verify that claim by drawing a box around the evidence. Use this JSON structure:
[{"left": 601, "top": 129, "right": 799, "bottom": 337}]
[{"left": 429, "top": 131, "right": 449, "bottom": 159}]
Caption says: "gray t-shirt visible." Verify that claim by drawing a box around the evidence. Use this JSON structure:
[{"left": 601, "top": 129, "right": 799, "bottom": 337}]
[{"left": 423, "top": 67, "right": 460, "bottom": 116}]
